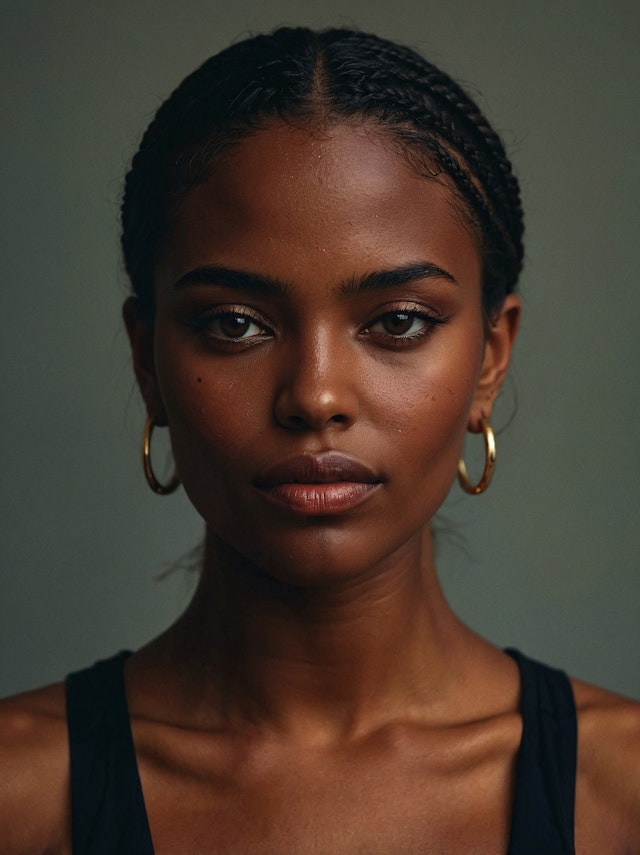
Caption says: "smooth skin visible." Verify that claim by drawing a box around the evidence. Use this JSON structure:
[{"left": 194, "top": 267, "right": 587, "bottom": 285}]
[{"left": 1, "top": 123, "right": 639, "bottom": 854}]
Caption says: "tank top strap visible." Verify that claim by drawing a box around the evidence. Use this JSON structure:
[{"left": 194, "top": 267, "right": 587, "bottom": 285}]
[
  {"left": 505, "top": 648, "right": 577, "bottom": 854},
  {"left": 65, "top": 651, "right": 155, "bottom": 855}
]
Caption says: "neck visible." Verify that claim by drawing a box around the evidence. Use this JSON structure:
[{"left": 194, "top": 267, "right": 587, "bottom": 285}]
[{"left": 161, "top": 526, "right": 474, "bottom": 740}]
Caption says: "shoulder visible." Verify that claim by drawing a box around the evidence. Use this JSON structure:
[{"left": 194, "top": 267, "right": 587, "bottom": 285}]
[
  {"left": 572, "top": 677, "right": 640, "bottom": 853},
  {"left": 0, "top": 682, "right": 70, "bottom": 854}
]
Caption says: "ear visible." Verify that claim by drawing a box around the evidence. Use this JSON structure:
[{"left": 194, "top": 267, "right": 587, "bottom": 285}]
[
  {"left": 123, "top": 297, "right": 168, "bottom": 424},
  {"left": 468, "top": 293, "right": 521, "bottom": 432}
]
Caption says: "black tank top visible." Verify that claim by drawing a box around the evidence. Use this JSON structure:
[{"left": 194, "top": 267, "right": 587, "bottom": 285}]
[{"left": 65, "top": 648, "right": 576, "bottom": 854}]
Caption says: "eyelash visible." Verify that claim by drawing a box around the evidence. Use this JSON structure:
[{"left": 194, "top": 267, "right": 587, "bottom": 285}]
[
  {"left": 362, "top": 305, "right": 448, "bottom": 348},
  {"left": 186, "top": 305, "right": 273, "bottom": 349},
  {"left": 185, "top": 303, "right": 448, "bottom": 350}
]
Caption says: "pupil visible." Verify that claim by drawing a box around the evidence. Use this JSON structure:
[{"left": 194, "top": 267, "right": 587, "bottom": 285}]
[{"left": 384, "top": 312, "right": 412, "bottom": 335}]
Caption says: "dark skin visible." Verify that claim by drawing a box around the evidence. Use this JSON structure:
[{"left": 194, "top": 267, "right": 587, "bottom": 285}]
[{"left": 1, "top": 123, "right": 639, "bottom": 854}]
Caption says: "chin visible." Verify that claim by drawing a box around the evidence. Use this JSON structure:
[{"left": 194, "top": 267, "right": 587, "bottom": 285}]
[{"left": 206, "top": 518, "right": 425, "bottom": 593}]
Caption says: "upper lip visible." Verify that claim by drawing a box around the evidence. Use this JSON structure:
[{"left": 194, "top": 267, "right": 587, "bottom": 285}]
[{"left": 255, "top": 453, "right": 381, "bottom": 487}]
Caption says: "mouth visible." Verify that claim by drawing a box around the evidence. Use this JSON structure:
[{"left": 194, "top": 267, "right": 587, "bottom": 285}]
[{"left": 254, "top": 452, "right": 383, "bottom": 515}]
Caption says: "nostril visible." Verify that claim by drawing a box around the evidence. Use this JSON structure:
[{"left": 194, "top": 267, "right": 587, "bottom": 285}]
[
  {"left": 287, "top": 415, "right": 307, "bottom": 429},
  {"left": 280, "top": 411, "right": 350, "bottom": 430}
]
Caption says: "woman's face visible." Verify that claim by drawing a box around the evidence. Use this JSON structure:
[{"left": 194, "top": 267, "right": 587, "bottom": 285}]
[{"left": 134, "top": 122, "right": 517, "bottom": 585}]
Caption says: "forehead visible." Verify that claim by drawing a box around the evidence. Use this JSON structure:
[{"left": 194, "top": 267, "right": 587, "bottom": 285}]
[{"left": 157, "top": 122, "right": 481, "bottom": 291}]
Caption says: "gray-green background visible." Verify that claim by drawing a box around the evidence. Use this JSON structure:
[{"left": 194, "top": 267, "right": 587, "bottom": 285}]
[{"left": 1, "top": 0, "right": 638, "bottom": 698}]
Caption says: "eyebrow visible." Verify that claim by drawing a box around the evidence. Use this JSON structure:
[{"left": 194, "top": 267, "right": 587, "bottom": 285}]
[
  {"left": 339, "top": 261, "right": 457, "bottom": 295},
  {"left": 173, "top": 265, "right": 291, "bottom": 295},
  {"left": 172, "top": 260, "right": 457, "bottom": 295}
]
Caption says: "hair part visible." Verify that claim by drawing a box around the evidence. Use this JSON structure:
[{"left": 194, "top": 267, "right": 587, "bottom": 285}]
[{"left": 121, "top": 27, "right": 524, "bottom": 322}]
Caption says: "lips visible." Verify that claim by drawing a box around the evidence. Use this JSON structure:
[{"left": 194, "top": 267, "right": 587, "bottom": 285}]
[
  {"left": 254, "top": 453, "right": 382, "bottom": 515},
  {"left": 256, "top": 452, "right": 380, "bottom": 487}
]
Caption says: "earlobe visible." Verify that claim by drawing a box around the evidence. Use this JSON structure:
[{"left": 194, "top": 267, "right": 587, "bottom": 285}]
[
  {"left": 469, "top": 293, "right": 521, "bottom": 431},
  {"left": 122, "top": 297, "right": 168, "bottom": 423}
]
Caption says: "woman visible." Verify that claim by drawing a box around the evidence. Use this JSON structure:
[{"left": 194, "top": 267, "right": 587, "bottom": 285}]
[{"left": 1, "top": 27, "right": 638, "bottom": 854}]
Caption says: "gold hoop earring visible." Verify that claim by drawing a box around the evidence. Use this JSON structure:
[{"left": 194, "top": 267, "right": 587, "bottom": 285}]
[
  {"left": 457, "top": 418, "right": 496, "bottom": 495},
  {"left": 142, "top": 416, "right": 180, "bottom": 495}
]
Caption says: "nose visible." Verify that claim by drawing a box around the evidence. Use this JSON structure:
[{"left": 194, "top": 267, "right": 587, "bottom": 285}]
[{"left": 273, "top": 330, "right": 360, "bottom": 432}]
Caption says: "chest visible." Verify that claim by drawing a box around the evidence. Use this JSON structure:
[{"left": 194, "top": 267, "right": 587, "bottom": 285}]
[{"left": 139, "top": 735, "right": 516, "bottom": 855}]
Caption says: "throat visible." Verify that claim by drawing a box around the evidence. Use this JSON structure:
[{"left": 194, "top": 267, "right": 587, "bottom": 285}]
[{"left": 160, "top": 528, "right": 469, "bottom": 740}]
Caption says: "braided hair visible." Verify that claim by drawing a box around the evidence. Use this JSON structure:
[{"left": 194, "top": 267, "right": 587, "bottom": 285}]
[{"left": 121, "top": 27, "right": 524, "bottom": 322}]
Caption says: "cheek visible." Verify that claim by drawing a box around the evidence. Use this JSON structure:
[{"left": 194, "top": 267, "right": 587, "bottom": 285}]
[
  {"left": 367, "top": 327, "right": 484, "bottom": 501},
  {"left": 369, "top": 326, "right": 483, "bottom": 436},
  {"left": 152, "top": 332, "right": 266, "bottom": 483}
]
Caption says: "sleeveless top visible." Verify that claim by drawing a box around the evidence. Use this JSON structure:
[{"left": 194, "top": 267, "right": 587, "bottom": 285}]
[{"left": 65, "top": 648, "right": 577, "bottom": 854}]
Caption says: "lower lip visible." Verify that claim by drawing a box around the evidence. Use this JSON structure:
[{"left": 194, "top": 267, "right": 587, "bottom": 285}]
[{"left": 256, "top": 482, "right": 380, "bottom": 515}]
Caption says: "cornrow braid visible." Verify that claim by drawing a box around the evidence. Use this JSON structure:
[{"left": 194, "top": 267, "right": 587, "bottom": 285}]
[
  {"left": 379, "top": 40, "right": 523, "bottom": 236},
  {"left": 121, "top": 27, "right": 524, "bottom": 321}
]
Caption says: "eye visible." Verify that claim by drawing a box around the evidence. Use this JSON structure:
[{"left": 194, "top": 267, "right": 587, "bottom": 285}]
[
  {"left": 209, "top": 312, "right": 265, "bottom": 340},
  {"left": 362, "top": 306, "right": 447, "bottom": 347},
  {"left": 369, "top": 311, "right": 429, "bottom": 337},
  {"left": 186, "top": 306, "right": 272, "bottom": 346}
]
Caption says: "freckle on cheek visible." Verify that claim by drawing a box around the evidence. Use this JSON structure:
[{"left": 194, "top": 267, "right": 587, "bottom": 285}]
[{"left": 197, "top": 377, "right": 202, "bottom": 383}]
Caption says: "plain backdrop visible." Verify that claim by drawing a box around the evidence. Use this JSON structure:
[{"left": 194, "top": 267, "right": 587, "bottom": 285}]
[{"left": 1, "top": 0, "right": 638, "bottom": 698}]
